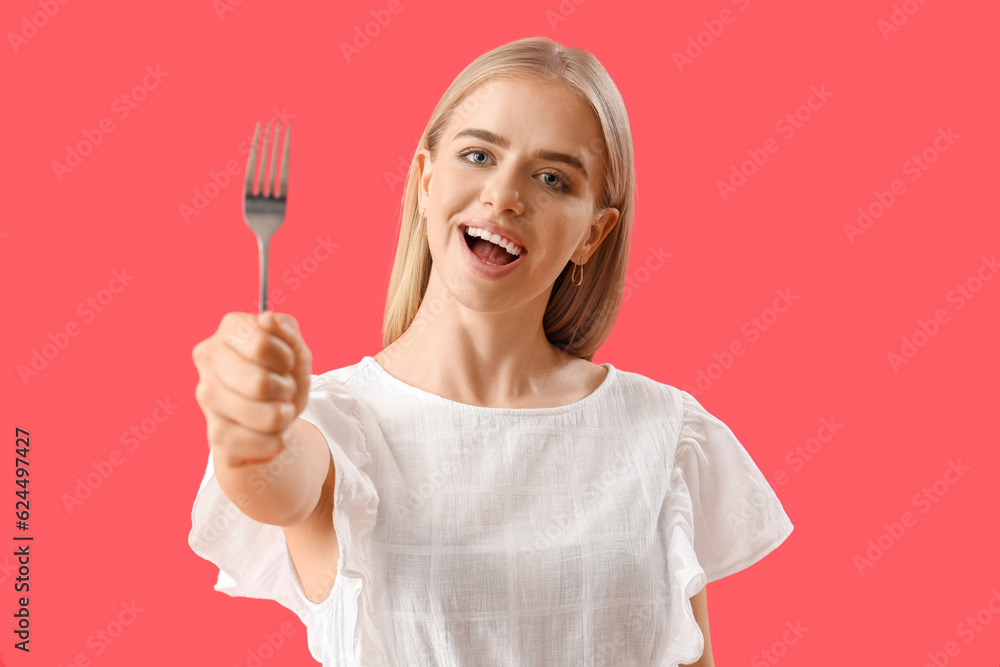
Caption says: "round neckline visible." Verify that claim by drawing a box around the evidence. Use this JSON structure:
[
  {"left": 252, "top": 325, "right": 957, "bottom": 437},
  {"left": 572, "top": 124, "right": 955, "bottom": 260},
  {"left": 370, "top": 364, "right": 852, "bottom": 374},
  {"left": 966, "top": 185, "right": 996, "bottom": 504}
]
[{"left": 361, "top": 355, "right": 617, "bottom": 416}]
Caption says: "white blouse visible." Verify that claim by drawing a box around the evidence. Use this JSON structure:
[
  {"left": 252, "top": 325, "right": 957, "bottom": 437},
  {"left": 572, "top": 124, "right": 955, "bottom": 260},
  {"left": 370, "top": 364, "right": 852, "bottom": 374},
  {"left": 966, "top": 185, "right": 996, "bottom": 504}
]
[{"left": 188, "top": 356, "right": 794, "bottom": 666}]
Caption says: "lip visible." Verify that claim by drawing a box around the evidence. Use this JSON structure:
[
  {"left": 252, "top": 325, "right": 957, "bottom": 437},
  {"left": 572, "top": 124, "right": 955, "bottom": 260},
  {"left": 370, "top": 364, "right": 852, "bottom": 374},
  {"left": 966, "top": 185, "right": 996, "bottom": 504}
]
[
  {"left": 460, "top": 219, "right": 528, "bottom": 255},
  {"left": 458, "top": 224, "right": 526, "bottom": 279}
]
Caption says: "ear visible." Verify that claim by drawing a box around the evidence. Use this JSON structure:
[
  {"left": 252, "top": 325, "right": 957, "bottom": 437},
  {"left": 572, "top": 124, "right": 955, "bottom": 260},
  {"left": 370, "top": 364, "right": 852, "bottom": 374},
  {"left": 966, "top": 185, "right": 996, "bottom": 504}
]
[
  {"left": 574, "top": 207, "right": 621, "bottom": 262},
  {"left": 417, "top": 148, "right": 433, "bottom": 211}
]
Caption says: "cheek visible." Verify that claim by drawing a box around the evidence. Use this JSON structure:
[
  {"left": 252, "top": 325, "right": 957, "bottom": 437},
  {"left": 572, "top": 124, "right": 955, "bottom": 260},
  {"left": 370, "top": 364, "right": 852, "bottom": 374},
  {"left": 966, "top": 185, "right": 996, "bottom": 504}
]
[
  {"left": 536, "top": 190, "right": 587, "bottom": 221},
  {"left": 435, "top": 178, "right": 479, "bottom": 212}
]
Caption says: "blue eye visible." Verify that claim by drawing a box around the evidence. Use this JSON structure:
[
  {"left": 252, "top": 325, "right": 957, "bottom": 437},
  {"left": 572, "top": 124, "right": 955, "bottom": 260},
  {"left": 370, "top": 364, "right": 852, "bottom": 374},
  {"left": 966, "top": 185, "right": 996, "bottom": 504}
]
[
  {"left": 539, "top": 173, "right": 563, "bottom": 188},
  {"left": 536, "top": 171, "right": 572, "bottom": 193},
  {"left": 457, "top": 147, "right": 573, "bottom": 193},
  {"left": 460, "top": 149, "right": 490, "bottom": 165}
]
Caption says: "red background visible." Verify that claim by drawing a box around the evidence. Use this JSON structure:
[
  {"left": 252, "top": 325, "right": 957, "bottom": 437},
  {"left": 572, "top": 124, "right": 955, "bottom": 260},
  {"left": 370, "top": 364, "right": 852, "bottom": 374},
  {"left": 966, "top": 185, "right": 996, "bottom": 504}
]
[{"left": 3, "top": 0, "right": 999, "bottom": 665}]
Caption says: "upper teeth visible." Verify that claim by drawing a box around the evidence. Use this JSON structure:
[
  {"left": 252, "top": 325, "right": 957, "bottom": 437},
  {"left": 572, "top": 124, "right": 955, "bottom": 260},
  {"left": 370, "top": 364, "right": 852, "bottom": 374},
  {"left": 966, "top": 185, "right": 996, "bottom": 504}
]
[{"left": 464, "top": 226, "right": 522, "bottom": 256}]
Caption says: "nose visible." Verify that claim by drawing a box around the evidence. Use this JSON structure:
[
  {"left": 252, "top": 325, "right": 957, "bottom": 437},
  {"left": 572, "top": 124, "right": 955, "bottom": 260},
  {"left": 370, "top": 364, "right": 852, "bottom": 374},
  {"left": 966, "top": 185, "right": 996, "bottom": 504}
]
[{"left": 480, "top": 166, "right": 525, "bottom": 216}]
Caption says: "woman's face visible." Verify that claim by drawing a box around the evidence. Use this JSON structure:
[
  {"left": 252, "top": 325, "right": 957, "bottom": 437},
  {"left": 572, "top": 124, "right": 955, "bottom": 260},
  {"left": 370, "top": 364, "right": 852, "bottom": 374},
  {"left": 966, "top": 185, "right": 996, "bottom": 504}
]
[{"left": 417, "top": 75, "right": 620, "bottom": 311}]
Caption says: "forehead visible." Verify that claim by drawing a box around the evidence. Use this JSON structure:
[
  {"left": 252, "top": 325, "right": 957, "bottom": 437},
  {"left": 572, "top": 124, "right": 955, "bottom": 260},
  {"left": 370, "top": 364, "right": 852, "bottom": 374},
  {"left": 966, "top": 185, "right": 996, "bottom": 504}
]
[{"left": 446, "top": 77, "right": 605, "bottom": 166}]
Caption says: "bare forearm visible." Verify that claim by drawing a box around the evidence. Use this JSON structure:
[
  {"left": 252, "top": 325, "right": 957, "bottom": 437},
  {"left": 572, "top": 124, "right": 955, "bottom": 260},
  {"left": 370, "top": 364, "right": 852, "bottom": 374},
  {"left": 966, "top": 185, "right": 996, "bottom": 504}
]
[
  {"left": 212, "top": 419, "right": 328, "bottom": 526},
  {"left": 680, "top": 586, "right": 714, "bottom": 666}
]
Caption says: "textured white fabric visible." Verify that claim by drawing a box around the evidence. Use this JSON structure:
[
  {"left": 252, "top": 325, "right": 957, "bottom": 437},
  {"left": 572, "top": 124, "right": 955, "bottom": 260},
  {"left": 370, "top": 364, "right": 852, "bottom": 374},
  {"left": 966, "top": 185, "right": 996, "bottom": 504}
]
[{"left": 188, "top": 356, "right": 794, "bottom": 666}]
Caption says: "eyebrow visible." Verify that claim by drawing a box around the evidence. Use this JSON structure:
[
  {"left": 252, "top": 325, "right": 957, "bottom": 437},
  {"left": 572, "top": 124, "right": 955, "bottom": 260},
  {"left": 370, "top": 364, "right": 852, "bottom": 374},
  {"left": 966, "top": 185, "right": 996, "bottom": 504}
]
[{"left": 453, "top": 127, "right": 589, "bottom": 180}]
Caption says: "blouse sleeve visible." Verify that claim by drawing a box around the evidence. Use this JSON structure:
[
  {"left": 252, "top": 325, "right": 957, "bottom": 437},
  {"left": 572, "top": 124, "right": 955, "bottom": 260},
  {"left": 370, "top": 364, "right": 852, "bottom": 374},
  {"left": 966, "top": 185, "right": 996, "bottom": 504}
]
[
  {"left": 669, "top": 389, "right": 794, "bottom": 584},
  {"left": 187, "top": 371, "right": 387, "bottom": 665}
]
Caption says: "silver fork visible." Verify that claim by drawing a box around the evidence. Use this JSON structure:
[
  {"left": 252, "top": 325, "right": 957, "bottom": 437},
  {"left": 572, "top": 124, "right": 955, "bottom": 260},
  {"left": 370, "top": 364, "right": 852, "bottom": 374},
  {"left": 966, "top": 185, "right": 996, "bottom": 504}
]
[{"left": 243, "top": 121, "right": 290, "bottom": 314}]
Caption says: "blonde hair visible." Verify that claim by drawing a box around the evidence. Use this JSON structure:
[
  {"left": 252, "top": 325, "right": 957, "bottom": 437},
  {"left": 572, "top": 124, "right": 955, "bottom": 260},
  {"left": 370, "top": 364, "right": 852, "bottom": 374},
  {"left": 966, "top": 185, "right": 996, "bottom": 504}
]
[{"left": 381, "top": 36, "right": 636, "bottom": 362}]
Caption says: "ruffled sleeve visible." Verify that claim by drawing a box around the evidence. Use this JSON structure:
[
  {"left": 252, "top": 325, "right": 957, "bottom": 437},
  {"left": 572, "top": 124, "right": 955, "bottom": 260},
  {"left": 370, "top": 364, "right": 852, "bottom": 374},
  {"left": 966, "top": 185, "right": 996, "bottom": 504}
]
[
  {"left": 187, "top": 371, "right": 389, "bottom": 666},
  {"left": 659, "top": 389, "right": 794, "bottom": 665},
  {"left": 671, "top": 389, "right": 794, "bottom": 583}
]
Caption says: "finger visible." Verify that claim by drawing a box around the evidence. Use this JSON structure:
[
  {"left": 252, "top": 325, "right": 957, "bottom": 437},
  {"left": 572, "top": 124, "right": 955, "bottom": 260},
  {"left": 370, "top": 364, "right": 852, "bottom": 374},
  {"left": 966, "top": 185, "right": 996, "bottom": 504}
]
[
  {"left": 259, "top": 312, "right": 313, "bottom": 403},
  {"left": 199, "top": 377, "right": 296, "bottom": 435},
  {"left": 207, "top": 413, "right": 290, "bottom": 466},
  {"left": 209, "top": 338, "right": 296, "bottom": 402},
  {"left": 257, "top": 311, "right": 301, "bottom": 353},
  {"left": 222, "top": 314, "right": 295, "bottom": 375}
]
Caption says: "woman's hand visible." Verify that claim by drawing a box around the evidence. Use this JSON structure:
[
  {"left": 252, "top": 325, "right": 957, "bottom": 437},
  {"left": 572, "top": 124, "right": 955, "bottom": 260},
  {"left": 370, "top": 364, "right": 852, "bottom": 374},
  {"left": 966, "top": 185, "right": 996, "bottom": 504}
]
[{"left": 192, "top": 311, "right": 312, "bottom": 468}]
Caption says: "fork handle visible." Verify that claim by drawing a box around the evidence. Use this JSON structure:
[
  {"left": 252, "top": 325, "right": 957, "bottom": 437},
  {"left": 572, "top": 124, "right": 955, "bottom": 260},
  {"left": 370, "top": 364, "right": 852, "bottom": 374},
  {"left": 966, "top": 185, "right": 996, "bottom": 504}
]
[{"left": 257, "top": 237, "right": 270, "bottom": 314}]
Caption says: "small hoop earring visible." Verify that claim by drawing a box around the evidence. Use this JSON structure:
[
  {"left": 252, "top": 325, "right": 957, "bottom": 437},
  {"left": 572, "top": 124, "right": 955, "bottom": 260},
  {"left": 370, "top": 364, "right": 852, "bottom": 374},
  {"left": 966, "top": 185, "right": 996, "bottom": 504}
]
[
  {"left": 570, "top": 260, "right": 583, "bottom": 287},
  {"left": 418, "top": 208, "right": 427, "bottom": 239}
]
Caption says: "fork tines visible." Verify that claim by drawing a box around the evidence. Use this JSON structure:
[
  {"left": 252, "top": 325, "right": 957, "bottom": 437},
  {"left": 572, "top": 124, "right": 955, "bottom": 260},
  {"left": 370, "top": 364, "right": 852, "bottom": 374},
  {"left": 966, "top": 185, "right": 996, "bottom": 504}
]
[{"left": 244, "top": 120, "right": 290, "bottom": 201}]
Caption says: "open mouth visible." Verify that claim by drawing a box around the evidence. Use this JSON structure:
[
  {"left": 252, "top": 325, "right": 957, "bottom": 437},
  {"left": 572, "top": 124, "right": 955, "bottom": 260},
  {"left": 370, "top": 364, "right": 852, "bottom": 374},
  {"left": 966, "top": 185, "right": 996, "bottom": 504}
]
[{"left": 461, "top": 225, "right": 523, "bottom": 266}]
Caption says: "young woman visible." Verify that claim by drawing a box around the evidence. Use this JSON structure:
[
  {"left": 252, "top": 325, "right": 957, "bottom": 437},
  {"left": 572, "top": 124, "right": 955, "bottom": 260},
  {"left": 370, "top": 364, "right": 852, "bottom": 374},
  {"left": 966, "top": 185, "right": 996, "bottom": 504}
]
[{"left": 189, "top": 37, "right": 793, "bottom": 667}]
